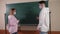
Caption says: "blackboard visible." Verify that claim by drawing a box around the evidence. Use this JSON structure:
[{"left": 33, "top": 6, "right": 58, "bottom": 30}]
[{"left": 5, "top": 1, "right": 48, "bottom": 25}]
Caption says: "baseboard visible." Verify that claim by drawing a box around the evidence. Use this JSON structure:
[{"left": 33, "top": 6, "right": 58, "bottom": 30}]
[
  {"left": 0, "top": 30, "right": 60, "bottom": 34},
  {"left": 0, "top": 30, "right": 5, "bottom": 34},
  {"left": 50, "top": 31, "right": 60, "bottom": 34}
]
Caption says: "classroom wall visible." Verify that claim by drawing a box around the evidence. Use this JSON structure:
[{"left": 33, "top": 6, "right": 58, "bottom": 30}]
[
  {"left": 0, "top": 0, "right": 5, "bottom": 30},
  {"left": 49, "top": 0, "right": 60, "bottom": 31},
  {"left": 0, "top": 0, "right": 60, "bottom": 31},
  {"left": 5, "top": 0, "right": 42, "bottom": 4}
]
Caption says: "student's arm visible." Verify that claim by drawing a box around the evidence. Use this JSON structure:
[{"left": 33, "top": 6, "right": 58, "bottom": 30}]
[
  {"left": 45, "top": 9, "right": 49, "bottom": 28},
  {"left": 37, "top": 13, "right": 42, "bottom": 30},
  {"left": 14, "top": 17, "right": 19, "bottom": 24},
  {"left": 17, "top": 20, "right": 19, "bottom": 23},
  {"left": 6, "top": 24, "right": 9, "bottom": 30},
  {"left": 36, "top": 17, "right": 39, "bottom": 20},
  {"left": 37, "top": 24, "right": 41, "bottom": 30}
]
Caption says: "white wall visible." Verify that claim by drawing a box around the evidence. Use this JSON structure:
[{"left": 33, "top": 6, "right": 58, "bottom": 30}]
[
  {"left": 49, "top": 0, "right": 60, "bottom": 31},
  {"left": 0, "top": 0, "right": 6, "bottom": 30},
  {"left": 5, "top": 0, "right": 42, "bottom": 4},
  {"left": 0, "top": 0, "right": 60, "bottom": 31}
]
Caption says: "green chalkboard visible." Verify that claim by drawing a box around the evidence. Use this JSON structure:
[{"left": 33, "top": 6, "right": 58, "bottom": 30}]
[{"left": 5, "top": 1, "right": 48, "bottom": 25}]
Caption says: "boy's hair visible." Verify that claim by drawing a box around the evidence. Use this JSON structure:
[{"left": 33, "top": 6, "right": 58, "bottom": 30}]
[
  {"left": 39, "top": 1, "right": 46, "bottom": 4},
  {"left": 11, "top": 8, "right": 16, "bottom": 11}
]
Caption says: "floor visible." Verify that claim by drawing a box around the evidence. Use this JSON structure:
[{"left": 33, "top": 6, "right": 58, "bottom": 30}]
[
  {"left": 6, "top": 30, "right": 51, "bottom": 34},
  {"left": 0, "top": 30, "right": 60, "bottom": 34}
]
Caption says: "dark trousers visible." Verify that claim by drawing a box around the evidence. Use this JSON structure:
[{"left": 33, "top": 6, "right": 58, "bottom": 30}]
[
  {"left": 12, "top": 32, "right": 18, "bottom": 34},
  {"left": 40, "top": 31, "right": 48, "bottom": 34}
]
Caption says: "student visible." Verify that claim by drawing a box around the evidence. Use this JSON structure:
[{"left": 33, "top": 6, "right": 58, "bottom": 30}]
[
  {"left": 6, "top": 8, "right": 19, "bottom": 34},
  {"left": 37, "top": 1, "right": 49, "bottom": 34}
]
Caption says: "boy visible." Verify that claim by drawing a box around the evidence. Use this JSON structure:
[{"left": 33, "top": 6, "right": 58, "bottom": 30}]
[{"left": 37, "top": 1, "right": 49, "bottom": 34}]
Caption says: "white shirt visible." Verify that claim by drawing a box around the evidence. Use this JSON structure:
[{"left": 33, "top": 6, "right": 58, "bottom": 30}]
[
  {"left": 6, "top": 15, "right": 19, "bottom": 33},
  {"left": 37, "top": 7, "right": 49, "bottom": 32}
]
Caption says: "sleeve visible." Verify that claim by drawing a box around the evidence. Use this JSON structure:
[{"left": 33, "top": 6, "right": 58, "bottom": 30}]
[
  {"left": 6, "top": 24, "right": 9, "bottom": 30},
  {"left": 8, "top": 16, "right": 13, "bottom": 25},
  {"left": 37, "top": 9, "right": 45, "bottom": 28},
  {"left": 45, "top": 9, "right": 49, "bottom": 28},
  {"left": 37, "top": 11, "right": 42, "bottom": 30}
]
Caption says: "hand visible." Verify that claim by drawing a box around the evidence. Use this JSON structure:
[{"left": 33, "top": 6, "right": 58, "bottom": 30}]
[
  {"left": 17, "top": 20, "right": 19, "bottom": 23},
  {"left": 18, "top": 20, "right": 19, "bottom": 22},
  {"left": 37, "top": 26, "right": 40, "bottom": 30},
  {"left": 36, "top": 17, "right": 39, "bottom": 19}
]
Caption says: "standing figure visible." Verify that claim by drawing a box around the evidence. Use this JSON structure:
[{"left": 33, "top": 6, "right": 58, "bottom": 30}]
[
  {"left": 37, "top": 1, "right": 49, "bottom": 34},
  {"left": 6, "top": 8, "right": 19, "bottom": 34}
]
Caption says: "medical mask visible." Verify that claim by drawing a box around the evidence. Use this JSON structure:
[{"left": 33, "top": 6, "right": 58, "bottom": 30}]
[{"left": 14, "top": 12, "right": 16, "bottom": 15}]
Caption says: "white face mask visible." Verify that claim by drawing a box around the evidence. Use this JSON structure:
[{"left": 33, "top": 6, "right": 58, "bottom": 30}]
[{"left": 14, "top": 12, "right": 16, "bottom": 15}]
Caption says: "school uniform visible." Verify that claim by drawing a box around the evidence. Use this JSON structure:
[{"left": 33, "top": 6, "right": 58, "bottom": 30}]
[
  {"left": 37, "top": 7, "right": 49, "bottom": 34},
  {"left": 6, "top": 15, "right": 19, "bottom": 34}
]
